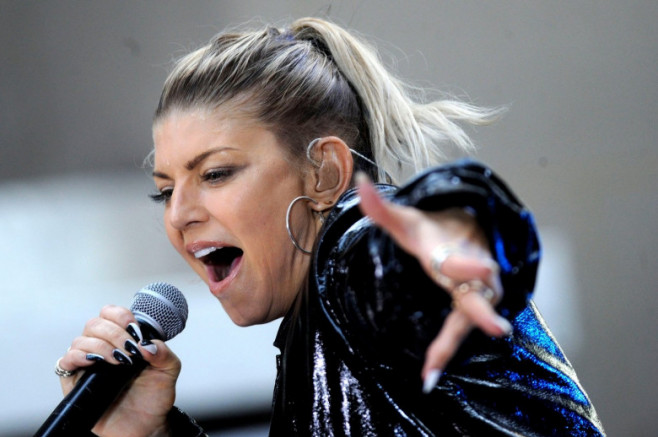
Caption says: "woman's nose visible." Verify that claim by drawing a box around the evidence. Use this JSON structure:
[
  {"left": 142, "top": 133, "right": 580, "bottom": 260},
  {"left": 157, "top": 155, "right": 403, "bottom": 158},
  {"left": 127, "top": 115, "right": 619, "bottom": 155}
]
[{"left": 168, "top": 185, "right": 206, "bottom": 230}]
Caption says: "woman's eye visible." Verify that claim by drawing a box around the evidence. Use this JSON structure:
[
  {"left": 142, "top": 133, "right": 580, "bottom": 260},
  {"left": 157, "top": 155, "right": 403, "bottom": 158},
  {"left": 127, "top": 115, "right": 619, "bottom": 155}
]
[
  {"left": 149, "top": 188, "right": 173, "bottom": 204},
  {"left": 203, "top": 168, "right": 234, "bottom": 184},
  {"left": 148, "top": 168, "right": 236, "bottom": 204}
]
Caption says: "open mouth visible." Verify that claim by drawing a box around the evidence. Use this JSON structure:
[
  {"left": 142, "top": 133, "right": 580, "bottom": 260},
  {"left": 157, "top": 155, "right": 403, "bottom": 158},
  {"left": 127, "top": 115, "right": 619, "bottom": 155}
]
[{"left": 196, "top": 247, "right": 244, "bottom": 283}]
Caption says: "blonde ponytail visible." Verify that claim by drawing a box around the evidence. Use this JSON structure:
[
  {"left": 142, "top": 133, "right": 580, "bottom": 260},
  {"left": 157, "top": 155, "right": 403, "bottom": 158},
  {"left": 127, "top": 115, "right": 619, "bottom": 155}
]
[{"left": 291, "top": 18, "right": 502, "bottom": 183}]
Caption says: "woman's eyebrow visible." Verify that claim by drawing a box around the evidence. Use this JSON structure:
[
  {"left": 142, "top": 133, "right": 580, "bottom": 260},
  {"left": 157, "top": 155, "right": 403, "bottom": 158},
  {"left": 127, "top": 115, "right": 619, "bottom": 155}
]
[
  {"left": 152, "top": 170, "right": 169, "bottom": 179},
  {"left": 152, "top": 147, "right": 236, "bottom": 179},
  {"left": 186, "top": 147, "right": 237, "bottom": 170}
]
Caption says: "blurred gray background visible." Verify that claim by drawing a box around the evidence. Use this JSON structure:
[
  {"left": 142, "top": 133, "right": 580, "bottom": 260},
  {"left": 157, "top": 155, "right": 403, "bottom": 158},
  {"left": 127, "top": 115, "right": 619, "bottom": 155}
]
[{"left": 1, "top": 1, "right": 656, "bottom": 436}]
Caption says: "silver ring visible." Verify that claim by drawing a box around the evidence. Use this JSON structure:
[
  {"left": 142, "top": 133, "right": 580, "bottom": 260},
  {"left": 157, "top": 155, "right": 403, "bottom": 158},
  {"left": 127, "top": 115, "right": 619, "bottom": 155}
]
[
  {"left": 430, "top": 244, "right": 464, "bottom": 274},
  {"left": 429, "top": 244, "right": 465, "bottom": 290},
  {"left": 54, "top": 358, "right": 76, "bottom": 378}
]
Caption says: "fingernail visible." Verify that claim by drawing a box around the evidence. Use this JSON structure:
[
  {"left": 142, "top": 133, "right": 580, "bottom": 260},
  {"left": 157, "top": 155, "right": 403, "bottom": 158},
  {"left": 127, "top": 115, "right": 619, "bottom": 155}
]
[
  {"left": 355, "top": 171, "right": 370, "bottom": 185},
  {"left": 495, "top": 316, "right": 513, "bottom": 336},
  {"left": 112, "top": 349, "right": 133, "bottom": 365},
  {"left": 86, "top": 353, "right": 105, "bottom": 362},
  {"left": 124, "top": 339, "right": 143, "bottom": 358},
  {"left": 484, "top": 258, "right": 500, "bottom": 273},
  {"left": 126, "top": 323, "right": 143, "bottom": 343},
  {"left": 140, "top": 340, "right": 158, "bottom": 355},
  {"left": 423, "top": 369, "right": 442, "bottom": 394}
]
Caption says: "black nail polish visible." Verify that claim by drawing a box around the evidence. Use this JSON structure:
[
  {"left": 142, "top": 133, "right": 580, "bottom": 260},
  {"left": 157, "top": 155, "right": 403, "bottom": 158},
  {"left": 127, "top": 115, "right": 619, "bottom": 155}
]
[
  {"left": 124, "top": 339, "right": 143, "bottom": 358},
  {"left": 112, "top": 349, "right": 133, "bottom": 365},
  {"left": 86, "top": 353, "right": 105, "bottom": 362},
  {"left": 140, "top": 339, "right": 158, "bottom": 355},
  {"left": 126, "top": 323, "right": 143, "bottom": 343}
]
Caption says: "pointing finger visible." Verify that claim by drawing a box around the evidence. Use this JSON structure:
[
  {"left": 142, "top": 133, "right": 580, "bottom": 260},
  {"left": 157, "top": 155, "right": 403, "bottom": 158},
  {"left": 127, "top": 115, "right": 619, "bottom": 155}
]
[{"left": 421, "top": 310, "right": 473, "bottom": 391}]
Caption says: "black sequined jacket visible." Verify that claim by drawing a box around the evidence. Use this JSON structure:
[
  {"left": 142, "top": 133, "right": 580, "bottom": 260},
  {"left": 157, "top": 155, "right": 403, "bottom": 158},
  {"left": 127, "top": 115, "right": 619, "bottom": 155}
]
[{"left": 268, "top": 160, "right": 605, "bottom": 436}]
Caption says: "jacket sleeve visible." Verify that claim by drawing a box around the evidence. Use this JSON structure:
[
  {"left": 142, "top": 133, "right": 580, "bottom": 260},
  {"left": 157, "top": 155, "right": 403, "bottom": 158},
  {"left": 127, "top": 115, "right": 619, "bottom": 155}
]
[{"left": 317, "top": 159, "right": 540, "bottom": 358}]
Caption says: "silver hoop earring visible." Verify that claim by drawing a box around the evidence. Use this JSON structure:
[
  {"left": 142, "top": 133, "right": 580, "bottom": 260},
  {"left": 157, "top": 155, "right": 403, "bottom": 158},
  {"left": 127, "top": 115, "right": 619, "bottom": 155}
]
[{"left": 286, "top": 196, "right": 319, "bottom": 255}]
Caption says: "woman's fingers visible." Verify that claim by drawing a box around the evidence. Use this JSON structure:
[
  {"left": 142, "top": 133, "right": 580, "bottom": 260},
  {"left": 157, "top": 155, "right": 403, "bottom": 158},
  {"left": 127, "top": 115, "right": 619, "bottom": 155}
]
[
  {"left": 437, "top": 253, "right": 498, "bottom": 284},
  {"left": 421, "top": 310, "right": 472, "bottom": 391},
  {"left": 356, "top": 172, "right": 418, "bottom": 247},
  {"left": 65, "top": 304, "right": 175, "bottom": 369},
  {"left": 135, "top": 340, "right": 181, "bottom": 386},
  {"left": 79, "top": 306, "right": 141, "bottom": 364},
  {"left": 421, "top": 294, "right": 513, "bottom": 394},
  {"left": 357, "top": 173, "right": 453, "bottom": 259},
  {"left": 454, "top": 287, "right": 511, "bottom": 337},
  {"left": 83, "top": 305, "right": 136, "bottom": 343},
  {"left": 357, "top": 174, "right": 491, "bottom": 271},
  {"left": 435, "top": 249, "right": 509, "bottom": 335},
  {"left": 58, "top": 305, "right": 145, "bottom": 393}
]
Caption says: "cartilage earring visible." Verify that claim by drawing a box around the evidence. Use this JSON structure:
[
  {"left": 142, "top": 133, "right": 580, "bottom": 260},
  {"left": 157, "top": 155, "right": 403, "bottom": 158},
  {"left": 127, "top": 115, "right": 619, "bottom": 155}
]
[
  {"left": 306, "top": 136, "right": 394, "bottom": 184},
  {"left": 305, "top": 138, "right": 323, "bottom": 167}
]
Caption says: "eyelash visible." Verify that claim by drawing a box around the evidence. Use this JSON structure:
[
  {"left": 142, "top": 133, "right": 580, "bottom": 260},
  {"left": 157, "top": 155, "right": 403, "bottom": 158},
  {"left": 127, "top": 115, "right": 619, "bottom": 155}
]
[
  {"left": 148, "top": 190, "right": 171, "bottom": 204},
  {"left": 149, "top": 168, "right": 236, "bottom": 204},
  {"left": 203, "top": 168, "right": 235, "bottom": 184}
]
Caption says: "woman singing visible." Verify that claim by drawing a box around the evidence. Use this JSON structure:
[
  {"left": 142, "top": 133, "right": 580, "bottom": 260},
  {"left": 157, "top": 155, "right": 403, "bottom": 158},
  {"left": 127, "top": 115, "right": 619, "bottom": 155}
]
[{"left": 54, "top": 17, "right": 604, "bottom": 436}]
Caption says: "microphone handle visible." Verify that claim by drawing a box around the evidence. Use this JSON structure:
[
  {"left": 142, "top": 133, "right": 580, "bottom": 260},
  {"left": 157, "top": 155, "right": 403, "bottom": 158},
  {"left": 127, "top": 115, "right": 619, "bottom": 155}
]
[
  {"left": 33, "top": 358, "right": 147, "bottom": 437},
  {"left": 34, "top": 321, "right": 163, "bottom": 437}
]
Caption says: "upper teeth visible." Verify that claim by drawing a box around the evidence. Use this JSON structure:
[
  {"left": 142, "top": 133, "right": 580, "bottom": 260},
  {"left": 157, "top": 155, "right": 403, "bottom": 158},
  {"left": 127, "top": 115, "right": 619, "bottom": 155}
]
[{"left": 194, "top": 247, "right": 219, "bottom": 259}]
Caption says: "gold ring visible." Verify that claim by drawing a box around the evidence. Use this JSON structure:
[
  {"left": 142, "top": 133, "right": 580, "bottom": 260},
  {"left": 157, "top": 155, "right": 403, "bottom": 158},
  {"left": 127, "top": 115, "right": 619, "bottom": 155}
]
[{"left": 450, "top": 279, "right": 499, "bottom": 308}]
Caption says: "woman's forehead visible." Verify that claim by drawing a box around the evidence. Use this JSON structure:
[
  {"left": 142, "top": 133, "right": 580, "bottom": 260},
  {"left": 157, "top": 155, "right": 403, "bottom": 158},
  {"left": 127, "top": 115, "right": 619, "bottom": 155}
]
[
  {"left": 152, "top": 109, "right": 292, "bottom": 168},
  {"left": 154, "top": 105, "right": 266, "bottom": 138}
]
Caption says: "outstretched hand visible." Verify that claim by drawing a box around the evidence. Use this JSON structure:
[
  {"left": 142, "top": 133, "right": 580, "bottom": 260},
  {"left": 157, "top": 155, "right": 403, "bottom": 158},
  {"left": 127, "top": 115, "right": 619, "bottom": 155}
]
[{"left": 356, "top": 173, "right": 512, "bottom": 392}]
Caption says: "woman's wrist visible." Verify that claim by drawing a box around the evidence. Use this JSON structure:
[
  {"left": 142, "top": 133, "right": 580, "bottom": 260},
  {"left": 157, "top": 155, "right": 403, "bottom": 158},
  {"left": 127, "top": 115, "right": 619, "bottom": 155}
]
[{"left": 145, "top": 422, "right": 172, "bottom": 437}]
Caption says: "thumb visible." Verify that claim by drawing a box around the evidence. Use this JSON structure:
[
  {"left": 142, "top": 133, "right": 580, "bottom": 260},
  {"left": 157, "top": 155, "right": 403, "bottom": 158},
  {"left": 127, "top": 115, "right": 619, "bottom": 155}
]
[
  {"left": 356, "top": 172, "right": 413, "bottom": 241},
  {"left": 138, "top": 340, "right": 179, "bottom": 373}
]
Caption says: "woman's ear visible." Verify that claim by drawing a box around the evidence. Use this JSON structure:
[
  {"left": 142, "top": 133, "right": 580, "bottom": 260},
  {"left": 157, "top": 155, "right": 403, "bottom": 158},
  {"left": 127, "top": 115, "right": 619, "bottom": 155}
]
[{"left": 305, "top": 136, "right": 353, "bottom": 211}]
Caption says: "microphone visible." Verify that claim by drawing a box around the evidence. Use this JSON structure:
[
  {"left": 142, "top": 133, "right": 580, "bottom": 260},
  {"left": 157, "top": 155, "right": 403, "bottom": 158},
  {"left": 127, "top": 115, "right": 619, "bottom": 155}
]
[{"left": 34, "top": 282, "right": 188, "bottom": 437}]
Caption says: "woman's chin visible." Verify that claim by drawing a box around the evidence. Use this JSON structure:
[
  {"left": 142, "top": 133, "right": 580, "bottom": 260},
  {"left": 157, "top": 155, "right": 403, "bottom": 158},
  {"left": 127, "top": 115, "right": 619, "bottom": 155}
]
[{"left": 223, "top": 307, "right": 265, "bottom": 327}]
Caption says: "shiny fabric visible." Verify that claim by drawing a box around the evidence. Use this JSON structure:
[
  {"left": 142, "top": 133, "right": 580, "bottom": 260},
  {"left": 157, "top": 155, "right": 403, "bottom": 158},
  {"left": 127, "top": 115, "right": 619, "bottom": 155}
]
[{"left": 270, "top": 160, "right": 605, "bottom": 436}]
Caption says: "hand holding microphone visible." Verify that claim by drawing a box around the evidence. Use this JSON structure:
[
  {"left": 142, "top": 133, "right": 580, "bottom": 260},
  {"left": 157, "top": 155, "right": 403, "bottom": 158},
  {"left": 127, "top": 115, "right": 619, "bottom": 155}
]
[{"left": 35, "top": 283, "right": 188, "bottom": 437}]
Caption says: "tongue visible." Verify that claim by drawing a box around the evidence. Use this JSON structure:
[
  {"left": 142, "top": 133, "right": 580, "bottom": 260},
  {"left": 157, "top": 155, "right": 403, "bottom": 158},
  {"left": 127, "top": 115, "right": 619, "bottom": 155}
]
[
  {"left": 210, "top": 254, "right": 242, "bottom": 282},
  {"left": 212, "top": 264, "right": 232, "bottom": 282}
]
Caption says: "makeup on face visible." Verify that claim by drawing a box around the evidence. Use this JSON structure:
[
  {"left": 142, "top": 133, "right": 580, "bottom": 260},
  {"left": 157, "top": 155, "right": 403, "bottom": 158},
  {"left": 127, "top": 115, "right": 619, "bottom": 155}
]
[{"left": 152, "top": 110, "right": 314, "bottom": 326}]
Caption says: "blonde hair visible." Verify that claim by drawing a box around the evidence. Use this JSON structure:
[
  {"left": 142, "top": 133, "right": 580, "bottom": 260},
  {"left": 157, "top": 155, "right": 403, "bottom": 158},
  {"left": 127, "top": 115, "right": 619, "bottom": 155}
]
[{"left": 155, "top": 17, "right": 501, "bottom": 184}]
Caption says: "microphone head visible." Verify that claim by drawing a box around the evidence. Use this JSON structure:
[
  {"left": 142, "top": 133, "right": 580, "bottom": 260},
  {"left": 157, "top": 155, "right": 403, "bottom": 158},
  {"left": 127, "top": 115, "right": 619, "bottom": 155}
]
[{"left": 129, "top": 282, "right": 188, "bottom": 341}]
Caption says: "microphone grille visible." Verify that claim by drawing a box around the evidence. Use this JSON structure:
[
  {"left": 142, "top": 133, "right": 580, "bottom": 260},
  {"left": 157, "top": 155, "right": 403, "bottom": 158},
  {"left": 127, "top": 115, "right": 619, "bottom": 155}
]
[{"left": 129, "top": 282, "right": 188, "bottom": 341}]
